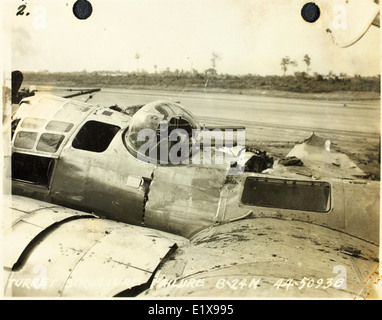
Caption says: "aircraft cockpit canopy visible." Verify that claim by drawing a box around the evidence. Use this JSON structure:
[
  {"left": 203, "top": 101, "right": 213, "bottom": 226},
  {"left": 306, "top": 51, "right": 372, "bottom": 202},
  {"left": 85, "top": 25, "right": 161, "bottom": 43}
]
[{"left": 124, "top": 101, "right": 201, "bottom": 162}]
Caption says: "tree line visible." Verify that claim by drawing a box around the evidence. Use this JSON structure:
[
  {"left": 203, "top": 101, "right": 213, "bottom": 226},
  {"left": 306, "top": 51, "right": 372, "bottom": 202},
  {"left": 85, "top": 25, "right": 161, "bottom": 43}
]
[{"left": 22, "top": 68, "right": 380, "bottom": 94}]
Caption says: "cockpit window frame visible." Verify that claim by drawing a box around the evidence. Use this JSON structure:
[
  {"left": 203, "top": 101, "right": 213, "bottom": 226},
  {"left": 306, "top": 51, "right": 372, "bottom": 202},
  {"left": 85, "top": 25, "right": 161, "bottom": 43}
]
[{"left": 72, "top": 120, "right": 121, "bottom": 153}]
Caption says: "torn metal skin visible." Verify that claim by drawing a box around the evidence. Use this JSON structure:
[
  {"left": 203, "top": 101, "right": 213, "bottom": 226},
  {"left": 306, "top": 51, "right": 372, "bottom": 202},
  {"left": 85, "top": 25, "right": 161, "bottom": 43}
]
[{"left": 4, "top": 93, "right": 380, "bottom": 298}]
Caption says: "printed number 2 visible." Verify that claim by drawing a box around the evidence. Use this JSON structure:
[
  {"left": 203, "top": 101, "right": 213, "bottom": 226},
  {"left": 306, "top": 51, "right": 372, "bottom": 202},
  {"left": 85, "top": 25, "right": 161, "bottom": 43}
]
[{"left": 16, "top": 5, "right": 27, "bottom": 16}]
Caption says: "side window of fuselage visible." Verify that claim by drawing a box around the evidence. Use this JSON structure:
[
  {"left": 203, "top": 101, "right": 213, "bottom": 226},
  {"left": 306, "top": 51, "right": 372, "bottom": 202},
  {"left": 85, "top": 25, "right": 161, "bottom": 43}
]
[
  {"left": 72, "top": 120, "right": 120, "bottom": 152},
  {"left": 12, "top": 152, "right": 55, "bottom": 187}
]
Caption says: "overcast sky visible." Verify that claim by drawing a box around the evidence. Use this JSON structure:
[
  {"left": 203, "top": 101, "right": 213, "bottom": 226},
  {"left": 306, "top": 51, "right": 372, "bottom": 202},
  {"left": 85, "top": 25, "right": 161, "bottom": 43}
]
[{"left": 3, "top": 0, "right": 380, "bottom": 76}]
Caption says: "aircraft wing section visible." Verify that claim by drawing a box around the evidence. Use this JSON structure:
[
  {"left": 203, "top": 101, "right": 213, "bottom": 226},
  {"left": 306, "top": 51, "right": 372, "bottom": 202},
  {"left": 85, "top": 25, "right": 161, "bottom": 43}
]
[
  {"left": 3, "top": 196, "right": 187, "bottom": 297},
  {"left": 142, "top": 218, "right": 379, "bottom": 298},
  {"left": 4, "top": 195, "right": 96, "bottom": 270}
]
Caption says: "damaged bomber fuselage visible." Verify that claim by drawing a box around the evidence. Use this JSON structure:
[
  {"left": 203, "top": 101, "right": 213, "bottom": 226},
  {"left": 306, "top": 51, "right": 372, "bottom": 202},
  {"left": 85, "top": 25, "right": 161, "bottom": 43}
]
[
  {"left": 8, "top": 94, "right": 380, "bottom": 242},
  {"left": 5, "top": 93, "right": 380, "bottom": 298},
  {"left": 10, "top": 95, "right": 249, "bottom": 238}
]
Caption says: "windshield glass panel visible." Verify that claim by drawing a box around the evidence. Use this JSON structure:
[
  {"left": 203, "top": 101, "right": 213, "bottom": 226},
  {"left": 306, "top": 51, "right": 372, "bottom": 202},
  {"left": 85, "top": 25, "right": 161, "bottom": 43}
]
[
  {"left": 21, "top": 117, "right": 45, "bottom": 130},
  {"left": 14, "top": 131, "right": 38, "bottom": 149}
]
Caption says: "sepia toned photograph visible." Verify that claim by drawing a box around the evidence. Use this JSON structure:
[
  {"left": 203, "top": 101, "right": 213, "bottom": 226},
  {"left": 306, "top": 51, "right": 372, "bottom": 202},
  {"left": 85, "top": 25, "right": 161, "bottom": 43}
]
[{"left": 1, "top": 0, "right": 381, "bottom": 303}]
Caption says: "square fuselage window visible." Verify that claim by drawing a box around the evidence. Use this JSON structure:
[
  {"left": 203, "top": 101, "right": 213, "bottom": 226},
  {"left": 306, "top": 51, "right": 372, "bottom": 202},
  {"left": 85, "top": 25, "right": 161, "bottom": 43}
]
[
  {"left": 72, "top": 121, "right": 120, "bottom": 152},
  {"left": 12, "top": 152, "right": 54, "bottom": 186},
  {"left": 241, "top": 177, "right": 331, "bottom": 213}
]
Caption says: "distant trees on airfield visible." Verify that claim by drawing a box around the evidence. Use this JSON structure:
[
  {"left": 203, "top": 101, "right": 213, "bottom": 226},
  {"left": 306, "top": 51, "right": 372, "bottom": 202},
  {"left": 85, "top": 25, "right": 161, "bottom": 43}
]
[
  {"left": 22, "top": 52, "right": 379, "bottom": 95},
  {"left": 22, "top": 68, "right": 380, "bottom": 95}
]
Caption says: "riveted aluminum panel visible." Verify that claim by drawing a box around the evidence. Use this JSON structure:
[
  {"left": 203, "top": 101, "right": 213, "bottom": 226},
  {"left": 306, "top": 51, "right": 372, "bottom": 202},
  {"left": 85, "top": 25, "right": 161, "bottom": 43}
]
[
  {"left": 233, "top": 174, "right": 379, "bottom": 244},
  {"left": 144, "top": 165, "right": 227, "bottom": 238},
  {"left": 4, "top": 220, "right": 43, "bottom": 270},
  {"left": 3, "top": 196, "right": 96, "bottom": 269},
  {"left": 9, "top": 195, "right": 51, "bottom": 216},
  {"left": 143, "top": 218, "right": 379, "bottom": 298},
  {"left": 4, "top": 201, "right": 185, "bottom": 297},
  {"left": 60, "top": 221, "right": 183, "bottom": 297}
]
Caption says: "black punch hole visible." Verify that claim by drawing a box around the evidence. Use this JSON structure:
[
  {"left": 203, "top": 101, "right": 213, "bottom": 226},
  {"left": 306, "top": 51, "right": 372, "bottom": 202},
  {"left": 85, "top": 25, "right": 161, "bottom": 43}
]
[
  {"left": 73, "top": 0, "right": 93, "bottom": 20},
  {"left": 301, "top": 2, "right": 320, "bottom": 23}
]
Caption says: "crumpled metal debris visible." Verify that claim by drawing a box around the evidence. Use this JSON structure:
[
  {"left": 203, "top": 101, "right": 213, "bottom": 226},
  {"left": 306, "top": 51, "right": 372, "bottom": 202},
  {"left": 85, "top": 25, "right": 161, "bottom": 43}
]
[
  {"left": 276, "top": 132, "right": 366, "bottom": 179},
  {"left": 244, "top": 148, "right": 274, "bottom": 173},
  {"left": 278, "top": 156, "right": 303, "bottom": 166}
]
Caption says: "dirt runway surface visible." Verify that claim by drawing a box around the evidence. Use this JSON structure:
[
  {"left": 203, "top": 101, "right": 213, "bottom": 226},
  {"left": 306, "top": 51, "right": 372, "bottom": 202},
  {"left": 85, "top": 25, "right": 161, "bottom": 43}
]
[{"left": 36, "top": 87, "right": 381, "bottom": 179}]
